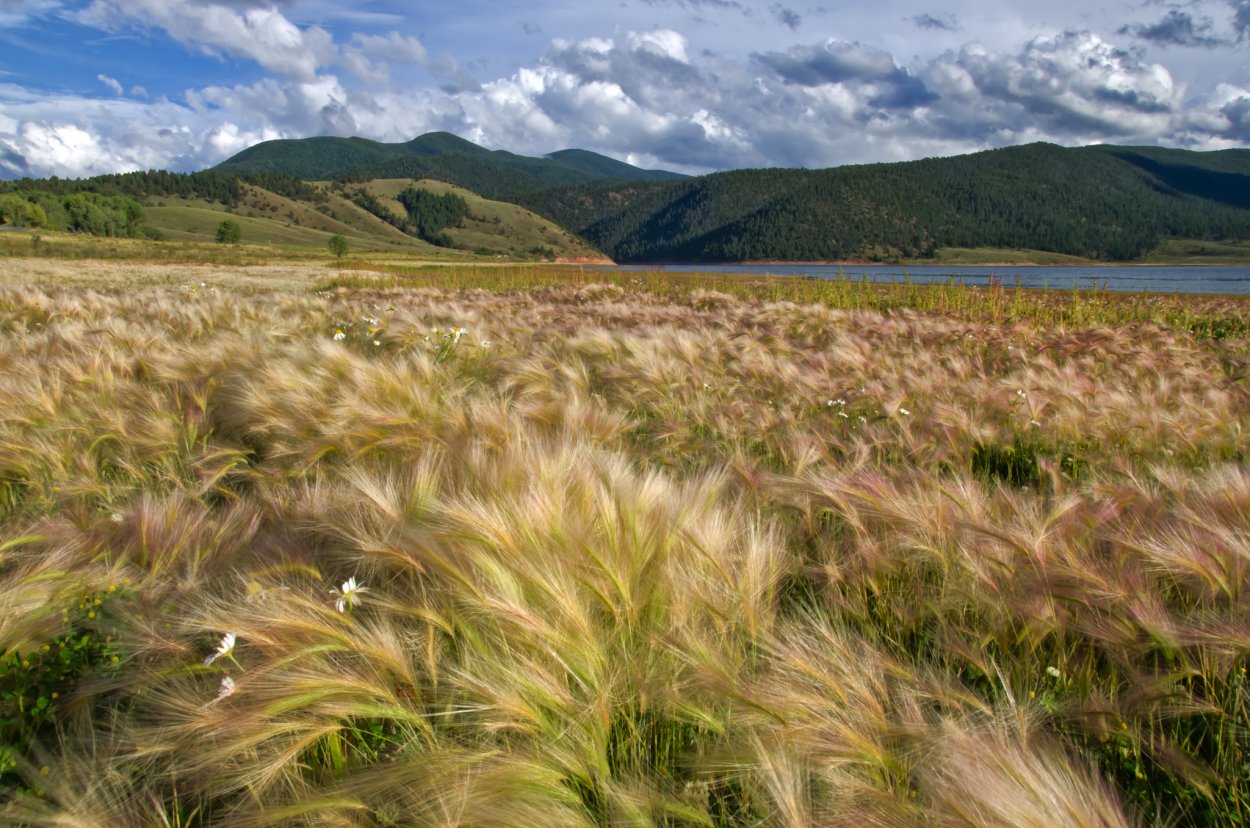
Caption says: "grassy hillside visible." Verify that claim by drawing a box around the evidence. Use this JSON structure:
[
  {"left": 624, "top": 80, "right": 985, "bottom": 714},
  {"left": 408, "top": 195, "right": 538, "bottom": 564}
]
[
  {"left": 522, "top": 142, "right": 1250, "bottom": 263},
  {"left": 140, "top": 180, "right": 608, "bottom": 261},
  {"left": 341, "top": 179, "right": 606, "bottom": 261},
  {"left": 214, "top": 132, "right": 687, "bottom": 199},
  {"left": 1, "top": 258, "right": 1250, "bottom": 825}
]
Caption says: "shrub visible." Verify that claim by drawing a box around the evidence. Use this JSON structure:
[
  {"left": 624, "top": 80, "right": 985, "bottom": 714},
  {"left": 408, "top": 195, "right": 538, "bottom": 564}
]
[
  {"left": 328, "top": 234, "right": 349, "bottom": 259},
  {"left": 215, "top": 219, "right": 241, "bottom": 244}
]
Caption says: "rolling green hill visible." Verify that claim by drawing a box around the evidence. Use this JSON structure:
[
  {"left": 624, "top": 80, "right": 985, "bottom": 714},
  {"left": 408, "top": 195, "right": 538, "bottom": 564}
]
[
  {"left": 520, "top": 143, "right": 1250, "bottom": 263},
  {"left": 140, "top": 178, "right": 607, "bottom": 261},
  {"left": 8, "top": 137, "right": 1250, "bottom": 264},
  {"left": 213, "top": 132, "right": 687, "bottom": 199}
]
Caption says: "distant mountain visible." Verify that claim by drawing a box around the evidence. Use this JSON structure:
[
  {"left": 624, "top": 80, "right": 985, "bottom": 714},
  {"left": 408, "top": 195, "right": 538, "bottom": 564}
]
[
  {"left": 519, "top": 143, "right": 1250, "bottom": 263},
  {"left": 213, "top": 132, "right": 687, "bottom": 198},
  {"left": 543, "top": 149, "right": 681, "bottom": 183}
]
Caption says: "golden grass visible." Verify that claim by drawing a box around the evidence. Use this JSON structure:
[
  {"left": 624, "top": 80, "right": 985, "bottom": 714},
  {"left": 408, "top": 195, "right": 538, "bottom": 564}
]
[{"left": 0, "top": 257, "right": 1248, "bottom": 825}]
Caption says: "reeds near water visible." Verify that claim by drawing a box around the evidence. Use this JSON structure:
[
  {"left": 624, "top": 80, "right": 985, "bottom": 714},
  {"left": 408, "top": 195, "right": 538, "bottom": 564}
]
[{"left": 1, "top": 262, "right": 1249, "bottom": 825}]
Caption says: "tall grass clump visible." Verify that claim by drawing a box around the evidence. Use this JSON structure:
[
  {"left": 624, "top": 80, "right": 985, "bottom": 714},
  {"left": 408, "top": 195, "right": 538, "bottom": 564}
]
[{"left": 1, "top": 257, "right": 1249, "bottom": 825}]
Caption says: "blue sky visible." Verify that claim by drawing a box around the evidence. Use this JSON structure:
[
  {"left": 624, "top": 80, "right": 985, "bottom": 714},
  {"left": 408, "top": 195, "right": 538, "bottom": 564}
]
[{"left": 0, "top": 0, "right": 1248, "bottom": 178}]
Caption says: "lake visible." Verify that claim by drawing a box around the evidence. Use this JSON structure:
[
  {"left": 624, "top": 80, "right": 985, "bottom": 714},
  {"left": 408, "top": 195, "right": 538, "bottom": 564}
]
[{"left": 608, "top": 264, "right": 1250, "bottom": 296}]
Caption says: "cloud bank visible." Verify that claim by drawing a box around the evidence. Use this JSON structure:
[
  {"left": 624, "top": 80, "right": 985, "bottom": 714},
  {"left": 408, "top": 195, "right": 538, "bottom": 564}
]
[{"left": 0, "top": 0, "right": 1248, "bottom": 179}]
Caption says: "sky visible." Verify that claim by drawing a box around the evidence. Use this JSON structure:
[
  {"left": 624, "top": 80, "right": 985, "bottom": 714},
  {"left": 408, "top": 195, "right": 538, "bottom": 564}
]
[{"left": 0, "top": 0, "right": 1248, "bottom": 179}]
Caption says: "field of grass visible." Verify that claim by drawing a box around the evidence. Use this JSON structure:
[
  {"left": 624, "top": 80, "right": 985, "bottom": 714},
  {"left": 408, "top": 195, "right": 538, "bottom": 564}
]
[
  {"left": 925, "top": 247, "right": 1096, "bottom": 265},
  {"left": 120, "top": 180, "right": 605, "bottom": 263},
  {"left": 1144, "top": 239, "right": 1250, "bottom": 264},
  {"left": 1, "top": 254, "right": 1250, "bottom": 825},
  {"left": 348, "top": 179, "right": 608, "bottom": 261},
  {"left": 147, "top": 202, "right": 398, "bottom": 252}
]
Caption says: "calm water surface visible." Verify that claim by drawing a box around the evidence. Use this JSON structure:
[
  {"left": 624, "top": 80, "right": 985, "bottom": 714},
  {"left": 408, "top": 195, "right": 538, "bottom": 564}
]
[{"left": 609, "top": 264, "right": 1250, "bottom": 296}]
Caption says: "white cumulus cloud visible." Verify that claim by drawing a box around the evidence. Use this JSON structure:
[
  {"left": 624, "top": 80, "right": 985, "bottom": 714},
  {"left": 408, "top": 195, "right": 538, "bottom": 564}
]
[
  {"left": 73, "top": 0, "right": 334, "bottom": 81},
  {"left": 0, "top": 9, "right": 1248, "bottom": 180}
]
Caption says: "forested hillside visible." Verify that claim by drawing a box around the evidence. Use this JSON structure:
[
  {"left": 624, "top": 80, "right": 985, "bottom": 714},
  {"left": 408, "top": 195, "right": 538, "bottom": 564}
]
[
  {"left": 7, "top": 138, "right": 1249, "bottom": 262},
  {"left": 521, "top": 143, "right": 1250, "bottom": 262},
  {"left": 0, "top": 190, "right": 149, "bottom": 237},
  {"left": 0, "top": 169, "right": 322, "bottom": 209},
  {"left": 214, "top": 132, "right": 686, "bottom": 199}
]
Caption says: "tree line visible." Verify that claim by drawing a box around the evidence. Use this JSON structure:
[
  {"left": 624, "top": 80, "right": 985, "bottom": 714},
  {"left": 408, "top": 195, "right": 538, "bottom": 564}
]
[
  {"left": 521, "top": 143, "right": 1250, "bottom": 262},
  {"left": 0, "top": 191, "right": 148, "bottom": 237},
  {"left": 344, "top": 185, "right": 470, "bottom": 247},
  {"left": 0, "top": 169, "right": 321, "bottom": 210}
]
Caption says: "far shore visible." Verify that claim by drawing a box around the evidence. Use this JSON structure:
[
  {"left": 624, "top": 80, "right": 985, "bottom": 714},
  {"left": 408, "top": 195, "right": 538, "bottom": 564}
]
[{"left": 640, "top": 258, "right": 1250, "bottom": 268}]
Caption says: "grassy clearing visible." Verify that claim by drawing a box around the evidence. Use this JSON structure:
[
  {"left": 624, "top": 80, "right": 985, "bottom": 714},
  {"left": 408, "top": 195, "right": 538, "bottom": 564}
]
[
  {"left": 925, "top": 247, "right": 1096, "bottom": 265},
  {"left": 0, "top": 256, "right": 1249, "bottom": 825},
  {"left": 345, "top": 179, "right": 609, "bottom": 260},
  {"left": 147, "top": 203, "right": 385, "bottom": 250},
  {"left": 1144, "top": 238, "right": 1250, "bottom": 264}
]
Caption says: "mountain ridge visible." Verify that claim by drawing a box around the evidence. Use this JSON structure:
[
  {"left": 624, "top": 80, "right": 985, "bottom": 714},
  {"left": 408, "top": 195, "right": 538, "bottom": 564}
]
[
  {"left": 213, "top": 132, "right": 688, "bottom": 198},
  {"left": 516, "top": 142, "right": 1250, "bottom": 263}
]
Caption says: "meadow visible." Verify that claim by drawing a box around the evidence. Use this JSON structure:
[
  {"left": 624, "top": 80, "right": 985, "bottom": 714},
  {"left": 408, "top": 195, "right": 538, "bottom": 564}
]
[{"left": 1, "top": 254, "right": 1249, "bottom": 826}]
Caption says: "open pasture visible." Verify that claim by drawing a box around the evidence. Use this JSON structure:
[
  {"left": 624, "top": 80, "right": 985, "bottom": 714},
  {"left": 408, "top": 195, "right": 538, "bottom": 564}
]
[{"left": 1, "top": 259, "right": 1249, "bottom": 826}]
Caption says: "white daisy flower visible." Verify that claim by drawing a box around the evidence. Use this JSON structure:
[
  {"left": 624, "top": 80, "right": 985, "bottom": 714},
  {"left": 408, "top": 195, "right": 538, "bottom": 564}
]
[
  {"left": 332, "top": 577, "right": 369, "bottom": 613},
  {"left": 204, "top": 632, "right": 237, "bottom": 666}
]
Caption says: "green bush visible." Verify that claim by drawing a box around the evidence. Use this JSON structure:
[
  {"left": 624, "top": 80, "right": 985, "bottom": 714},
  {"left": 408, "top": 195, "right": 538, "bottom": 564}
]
[
  {"left": 215, "top": 219, "right": 242, "bottom": 244},
  {"left": 1, "top": 586, "right": 126, "bottom": 785},
  {"left": 0, "top": 195, "right": 47, "bottom": 229},
  {"left": 328, "top": 234, "right": 348, "bottom": 259}
]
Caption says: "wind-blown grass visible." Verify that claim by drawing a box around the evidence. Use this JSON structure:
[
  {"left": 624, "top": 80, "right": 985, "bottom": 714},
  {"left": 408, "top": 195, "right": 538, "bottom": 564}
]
[{"left": 1, "top": 258, "right": 1249, "bottom": 825}]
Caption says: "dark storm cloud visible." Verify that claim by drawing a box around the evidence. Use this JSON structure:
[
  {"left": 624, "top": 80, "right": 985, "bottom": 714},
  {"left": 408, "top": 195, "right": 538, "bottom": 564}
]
[
  {"left": 431, "top": 55, "right": 481, "bottom": 93},
  {"left": 868, "top": 74, "right": 939, "bottom": 108},
  {"left": 1223, "top": 96, "right": 1250, "bottom": 138},
  {"left": 1232, "top": 0, "right": 1250, "bottom": 40},
  {"left": 918, "top": 30, "right": 1183, "bottom": 142},
  {"left": 755, "top": 39, "right": 937, "bottom": 110},
  {"left": 1119, "top": 10, "right": 1226, "bottom": 48},
  {"left": 639, "top": 0, "right": 748, "bottom": 11},
  {"left": 0, "top": 148, "right": 30, "bottom": 177},
  {"left": 754, "top": 40, "right": 901, "bottom": 84},
  {"left": 912, "top": 13, "right": 957, "bottom": 31},
  {"left": 770, "top": 4, "right": 801, "bottom": 30},
  {"left": 547, "top": 31, "right": 701, "bottom": 92}
]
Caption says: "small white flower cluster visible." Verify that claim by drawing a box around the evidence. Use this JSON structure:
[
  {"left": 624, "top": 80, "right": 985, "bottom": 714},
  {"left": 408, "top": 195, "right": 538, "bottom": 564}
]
[
  {"left": 204, "top": 632, "right": 239, "bottom": 701},
  {"left": 203, "top": 632, "right": 236, "bottom": 666},
  {"left": 427, "top": 325, "right": 469, "bottom": 362},
  {"left": 203, "top": 576, "right": 368, "bottom": 704},
  {"left": 335, "top": 315, "right": 389, "bottom": 346}
]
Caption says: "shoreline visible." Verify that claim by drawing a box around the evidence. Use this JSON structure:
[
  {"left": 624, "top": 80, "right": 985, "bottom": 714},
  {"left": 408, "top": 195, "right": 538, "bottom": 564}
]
[{"left": 711, "top": 259, "right": 1250, "bottom": 268}]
